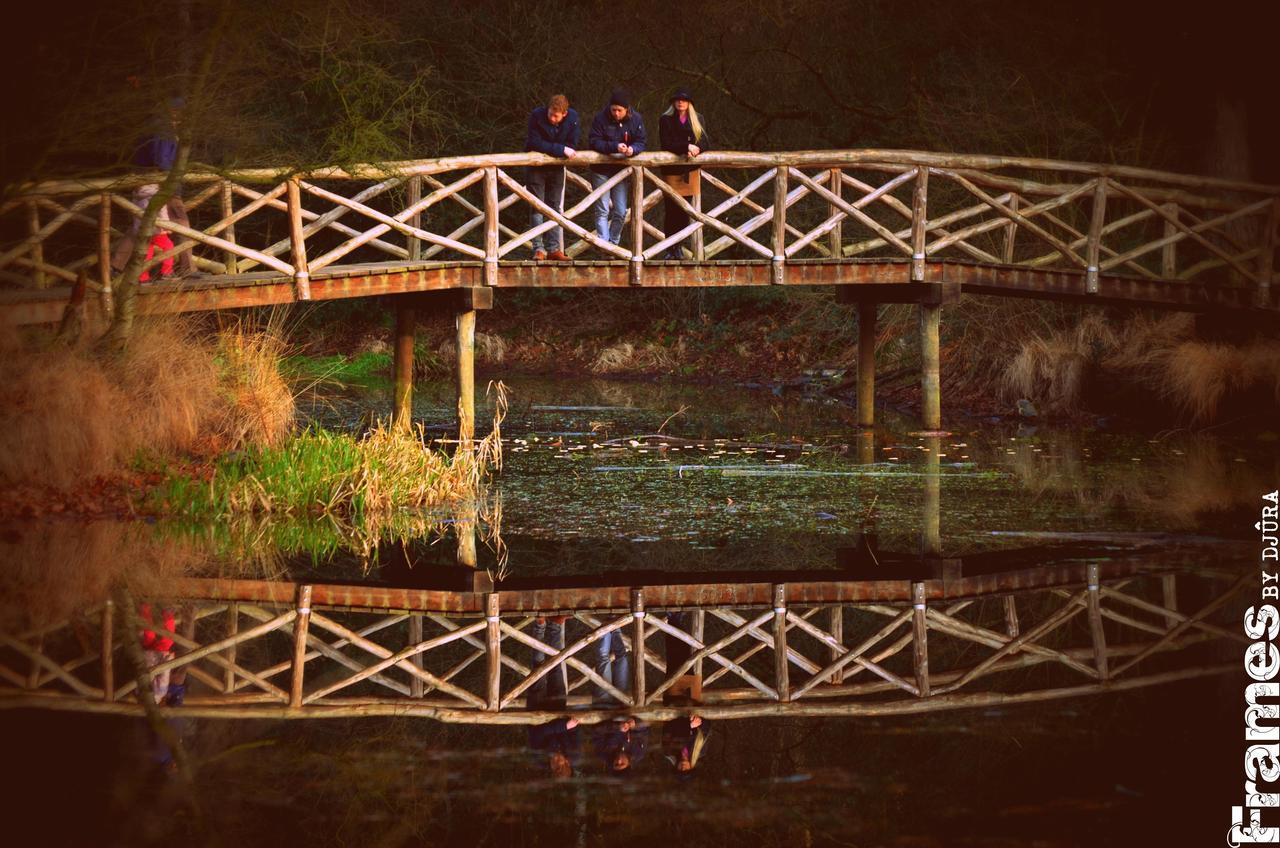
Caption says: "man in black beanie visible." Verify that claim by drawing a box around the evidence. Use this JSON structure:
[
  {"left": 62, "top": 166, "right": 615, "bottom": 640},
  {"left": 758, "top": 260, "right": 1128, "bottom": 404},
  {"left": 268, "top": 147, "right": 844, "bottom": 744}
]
[{"left": 586, "top": 88, "right": 647, "bottom": 245}]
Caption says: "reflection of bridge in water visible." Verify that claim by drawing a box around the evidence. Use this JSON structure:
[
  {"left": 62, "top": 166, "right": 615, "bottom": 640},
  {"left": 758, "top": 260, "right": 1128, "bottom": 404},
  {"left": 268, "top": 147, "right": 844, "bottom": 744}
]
[{"left": 0, "top": 550, "right": 1247, "bottom": 723}]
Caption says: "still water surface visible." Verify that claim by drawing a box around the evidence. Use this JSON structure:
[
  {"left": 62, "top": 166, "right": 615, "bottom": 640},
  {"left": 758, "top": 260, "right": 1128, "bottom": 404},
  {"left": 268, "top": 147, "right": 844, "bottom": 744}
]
[{"left": 3, "top": 375, "right": 1266, "bottom": 845}]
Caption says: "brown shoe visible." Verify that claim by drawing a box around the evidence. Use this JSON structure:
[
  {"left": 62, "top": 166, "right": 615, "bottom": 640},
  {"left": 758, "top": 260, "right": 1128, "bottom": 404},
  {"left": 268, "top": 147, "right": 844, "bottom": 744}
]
[
  {"left": 546, "top": 250, "right": 570, "bottom": 262},
  {"left": 533, "top": 249, "right": 547, "bottom": 261}
]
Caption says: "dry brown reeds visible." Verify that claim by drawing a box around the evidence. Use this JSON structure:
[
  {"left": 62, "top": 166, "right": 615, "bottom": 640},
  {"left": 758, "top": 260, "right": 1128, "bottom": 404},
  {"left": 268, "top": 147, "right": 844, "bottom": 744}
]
[
  {"left": 0, "top": 319, "right": 294, "bottom": 489},
  {"left": 591, "top": 338, "right": 687, "bottom": 374},
  {"left": 1001, "top": 310, "right": 1280, "bottom": 422}
]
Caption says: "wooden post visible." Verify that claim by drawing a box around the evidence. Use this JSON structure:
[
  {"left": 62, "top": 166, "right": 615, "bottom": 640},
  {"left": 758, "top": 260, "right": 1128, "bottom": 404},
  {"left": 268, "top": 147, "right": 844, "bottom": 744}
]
[
  {"left": 692, "top": 609, "right": 705, "bottom": 678},
  {"left": 220, "top": 180, "right": 238, "bottom": 275},
  {"left": 1161, "top": 574, "right": 1179, "bottom": 630},
  {"left": 1086, "top": 563, "right": 1109, "bottom": 679},
  {"left": 692, "top": 171, "right": 705, "bottom": 261},
  {"left": 483, "top": 167, "right": 499, "bottom": 287},
  {"left": 486, "top": 593, "right": 501, "bottom": 711},
  {"left": 1260, "top": 197, "right": 1279, "bottom": 306},
  {"left": 922, "top": 435, "right": 941, "bottom": 558},
  {"left": 772, "top": 168, "right": 788, "bottom": 284},
  {"left": 828, "top": 167, "right": 843, "bottom": 257},
  {"left": 409, "top": 614, "right": 425, "bottom": 698},
  {"left": 631, "top": 589, "right": 646, "bottom": 706},
  {"left": 773, "top": 584, "right": 789, "bottom": 702},
  {"left": 1002, "top": 194, "right": 1019, "bottom": 264},
  {"left": 286, "top": 177, "right": 311, "bottom": 300},
  {"left": 101, "top": 599, "right": 114, "bottom": 701},
  {"left": 98, "top": 194, "right": 113, "bottom": 317},
  {"left": 224, "top": 603, "right": 238, "bottom": 693},
  {"left": 27, "top": 202, "right": 45, "bottom": 288},
  {"left": 1086, "top": 179, "right": 1106, "bottom": 294},
  {"left": 393, "top": 303, "right": 415, "bottom": 429},
  {"left": 1161, "top": 203, "right": 1178, "bottom": 279},
  {"left": 829, "top": 605, "right": 845, "bottom": 685},
  {"left": 1003, "top": 596, "right": 1020, "bottom": 638},
  {"left": 456, "top": 307, "right": 476, "bottom": 450},
  {"left": 857, "top": 303, "right": 876, "bottom": 428},
  {"left": 289, "top": 585, "right": 313, "bottom": 708},
  {"left": 910, "top": 166, "right": 929, "bottom": 281},
  {"left": 630, "top": 166, "right": 644, "bottom": 286},
  {"left": 919, "top": 303, "right": 942, "bottom": 431},
  {"left": 911, "top": 582, "right": 930, "bottom": 697},
  {"left": 407, "top": 175, "right": 423, "bottom": 262}
]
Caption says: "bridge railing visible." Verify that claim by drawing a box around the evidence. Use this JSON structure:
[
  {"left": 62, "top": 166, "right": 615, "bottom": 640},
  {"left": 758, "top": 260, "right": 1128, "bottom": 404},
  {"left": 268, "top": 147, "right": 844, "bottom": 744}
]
[
  {"left": 2, "top": 150, "right": 1276, "bottom": 304},
  {"left": 0, "top": 566, "right": 1245, "bottom": 721}
]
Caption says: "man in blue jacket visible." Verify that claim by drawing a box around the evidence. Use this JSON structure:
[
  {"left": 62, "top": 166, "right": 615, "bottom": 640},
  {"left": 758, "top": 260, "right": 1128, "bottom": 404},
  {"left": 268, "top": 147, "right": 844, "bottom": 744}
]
[
  {"left": 524, "top": 94, "right": 579, "bottom": 261},
  {"left": 587, "top": 88, "right": 646, "bottom": 246}
]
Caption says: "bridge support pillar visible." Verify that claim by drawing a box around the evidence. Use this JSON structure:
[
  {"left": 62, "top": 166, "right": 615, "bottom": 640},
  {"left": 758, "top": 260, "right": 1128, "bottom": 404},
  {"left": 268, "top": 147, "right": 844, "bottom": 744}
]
[
  {"left": 919, "top": 303, "right": 941, "bottom": 431},
  {"left": 393, "top": 304, "right": 416, "bottom": 428},
  {"left": 857, "top": 304, "right": 876, "bottom": 428}
]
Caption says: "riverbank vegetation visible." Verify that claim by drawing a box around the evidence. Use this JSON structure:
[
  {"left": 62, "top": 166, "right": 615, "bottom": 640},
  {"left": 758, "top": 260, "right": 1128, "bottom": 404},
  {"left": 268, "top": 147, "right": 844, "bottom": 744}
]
[{"left": 0, "top": 317, "right": 504, "bottom": 524}]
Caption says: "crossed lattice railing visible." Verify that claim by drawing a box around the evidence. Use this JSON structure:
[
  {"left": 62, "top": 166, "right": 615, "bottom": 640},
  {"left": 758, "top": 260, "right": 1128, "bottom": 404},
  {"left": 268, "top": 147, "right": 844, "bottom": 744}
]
[
  {"left": 2, "top": 150, "right": 1276, "bottom": 308},
  {"left": 0, "top": 565, "right": 1248, "bottom": 721}
]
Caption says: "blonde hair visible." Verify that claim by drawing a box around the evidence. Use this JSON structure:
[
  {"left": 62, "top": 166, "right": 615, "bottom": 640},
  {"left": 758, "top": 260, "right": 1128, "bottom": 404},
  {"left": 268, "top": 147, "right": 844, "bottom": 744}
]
[{"left": 663, "top": 102, "right": 704, "bottom": 143}]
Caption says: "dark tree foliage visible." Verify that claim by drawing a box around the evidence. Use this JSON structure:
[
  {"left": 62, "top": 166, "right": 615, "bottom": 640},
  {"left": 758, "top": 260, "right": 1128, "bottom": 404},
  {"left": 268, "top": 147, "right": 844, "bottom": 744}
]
[{"left": 3, "top": 0, "right": 1275, "bottom": 191}]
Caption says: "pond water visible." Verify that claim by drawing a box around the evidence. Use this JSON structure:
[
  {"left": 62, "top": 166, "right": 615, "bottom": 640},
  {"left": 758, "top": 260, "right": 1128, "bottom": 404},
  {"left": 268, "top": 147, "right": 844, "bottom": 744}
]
[{"left": 2, "top": 375, "right": 1268, "bottom": 846}]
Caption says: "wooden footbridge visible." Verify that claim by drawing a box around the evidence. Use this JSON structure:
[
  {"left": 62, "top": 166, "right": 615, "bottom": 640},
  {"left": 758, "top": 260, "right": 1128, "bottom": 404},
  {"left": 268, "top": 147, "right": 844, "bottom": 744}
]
[
  {"left": 0, "top": 554, "right": 1246, "bottom": 724},
  {"left": 3, "top": 149, "right": 1277, "bottom": 429}
]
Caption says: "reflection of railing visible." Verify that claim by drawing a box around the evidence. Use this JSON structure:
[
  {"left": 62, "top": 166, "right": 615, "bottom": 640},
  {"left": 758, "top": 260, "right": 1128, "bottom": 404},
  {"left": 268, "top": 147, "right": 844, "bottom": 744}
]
[
  {"left": 3, "top": 149, "right": 1276, "bottom": 307},
  {"left": 0, "top": 564, "right": 1246, "bottom": 722}
]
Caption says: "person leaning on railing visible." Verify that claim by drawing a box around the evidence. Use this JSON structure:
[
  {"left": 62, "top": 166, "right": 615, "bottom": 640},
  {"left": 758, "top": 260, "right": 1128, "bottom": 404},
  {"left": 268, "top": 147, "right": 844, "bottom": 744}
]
[
  {"left": 657, "top": 88, "right": 711, "bottom": 261},
  {"left": 586, "top": 88, "right": 647, "bottom": 246},
  {"left": 523, "top": 94, "right": 579, "bottom": 262},
  {"left": 110, "top": 97, "right": 195, "bottom": 278}
]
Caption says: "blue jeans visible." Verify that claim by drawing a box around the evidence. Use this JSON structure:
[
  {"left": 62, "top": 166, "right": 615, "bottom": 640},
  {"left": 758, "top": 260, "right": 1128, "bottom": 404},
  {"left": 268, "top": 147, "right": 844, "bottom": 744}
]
[
  {"left": 593, "top": 630, "right": 631, "bottom": 705},
  {"left": 526, "top": 167, "right": 566, "bottom": 253},
  {"left": 589, "top": 171, "right": 629, "bottom": 245},
  {"left": 529, "top": 619, "right": 567, "bottom": 707}
]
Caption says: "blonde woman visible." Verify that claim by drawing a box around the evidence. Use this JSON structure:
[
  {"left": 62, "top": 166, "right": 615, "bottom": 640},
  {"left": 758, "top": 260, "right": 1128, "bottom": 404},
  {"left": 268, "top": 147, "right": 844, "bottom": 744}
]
[{"left": 658, "top": 88, "right": 712, "bottom": 260}]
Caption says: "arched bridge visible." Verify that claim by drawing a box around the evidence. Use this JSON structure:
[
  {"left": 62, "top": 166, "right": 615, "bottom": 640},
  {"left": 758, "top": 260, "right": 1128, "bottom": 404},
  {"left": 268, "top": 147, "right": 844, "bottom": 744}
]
[{"left": 4, "top": 149, "right": 1277, "bottom": 430}]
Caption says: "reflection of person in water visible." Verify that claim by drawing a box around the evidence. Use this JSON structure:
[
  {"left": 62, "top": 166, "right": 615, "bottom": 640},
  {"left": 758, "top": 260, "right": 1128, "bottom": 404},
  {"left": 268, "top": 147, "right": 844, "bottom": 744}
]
[
  {"left": 525, "top": 615, "right": 580, "bottom": 777},
  {"left": 593, "top": 715, "right": 648, "bottom": 774},
  {"left": 662, "top": 714, "right": 707, "bottom": 774},
  {"left": 528, "top": 717, "right": 581, "bottom": 778},
  {"left": 660, "top": 610, "right": 708, "bottom": 774}
]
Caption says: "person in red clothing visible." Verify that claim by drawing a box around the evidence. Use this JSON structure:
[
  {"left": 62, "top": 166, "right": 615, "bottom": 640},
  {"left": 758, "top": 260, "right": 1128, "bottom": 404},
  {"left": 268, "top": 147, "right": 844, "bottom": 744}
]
[
  {"left": 139, "top": 603, "right": 176, "bottom": 702},
  {"left": 133, "top": 184, "right": 175, "bottom": 282}
]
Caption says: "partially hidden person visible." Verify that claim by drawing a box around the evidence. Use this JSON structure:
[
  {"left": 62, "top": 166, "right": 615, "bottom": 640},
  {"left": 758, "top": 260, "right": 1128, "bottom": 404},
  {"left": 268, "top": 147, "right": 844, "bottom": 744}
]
[
  {"left": 587, "top": 88, "right": 646, "bottom": 246},
  {"left": 111, "top": 96, "right": 195, "bottom": 278},
  {"left": 658, "top": 88, "right": 711, "bottom": 260},
  {"left": 524, "top": 94, "right": 579, "bottom": 261}
]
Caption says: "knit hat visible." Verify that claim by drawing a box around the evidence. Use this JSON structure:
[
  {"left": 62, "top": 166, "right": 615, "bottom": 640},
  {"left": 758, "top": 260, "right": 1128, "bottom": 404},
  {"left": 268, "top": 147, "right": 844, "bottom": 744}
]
[
  {"left": 609, "top": 88, "right": 631, "bottom": 109},
  {"left": 670, "top": 88, "right": 694, "bottom": 105}
]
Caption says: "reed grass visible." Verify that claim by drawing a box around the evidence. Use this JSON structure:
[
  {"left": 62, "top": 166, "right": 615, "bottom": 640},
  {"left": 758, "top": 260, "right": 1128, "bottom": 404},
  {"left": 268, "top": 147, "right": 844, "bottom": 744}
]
[{"left": 159, "top": 382, "right": 507, "bottom": 523}]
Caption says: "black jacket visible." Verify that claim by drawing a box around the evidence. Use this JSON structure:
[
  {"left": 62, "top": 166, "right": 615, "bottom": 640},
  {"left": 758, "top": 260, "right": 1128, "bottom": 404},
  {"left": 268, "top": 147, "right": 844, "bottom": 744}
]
[
  {"left": 658, "top": 111, "right": 711, "bottom": 176},
  {"left": 587, "top": 106, "right": 647, "bottom": 175}
]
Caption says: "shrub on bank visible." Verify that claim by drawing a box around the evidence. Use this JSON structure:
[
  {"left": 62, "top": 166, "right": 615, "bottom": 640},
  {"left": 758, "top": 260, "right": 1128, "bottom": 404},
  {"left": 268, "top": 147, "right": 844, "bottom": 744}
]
[{"left": 0, "top": 319, "right": 293, "bottom": 489}]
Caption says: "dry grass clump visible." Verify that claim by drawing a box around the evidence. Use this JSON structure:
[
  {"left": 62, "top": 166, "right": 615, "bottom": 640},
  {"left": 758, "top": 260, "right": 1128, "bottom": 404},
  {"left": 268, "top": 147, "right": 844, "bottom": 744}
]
[
  {"left": 1002, "top": 310, "right": 1280, "bottom": 421},
  {"left": 591, "top": 338, "right": 687, "bottom": 373},
  {"left": 0, "top": 319, "right": 294, "bottom": 489},
  {"left": 435, "top": 332, "right": 507, "bottom": 363},
  {"left": 1000, "top": 313, "right": 1116, "bottom": 413}
]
